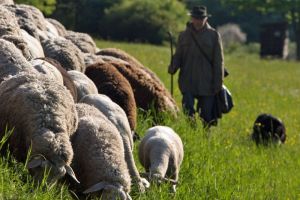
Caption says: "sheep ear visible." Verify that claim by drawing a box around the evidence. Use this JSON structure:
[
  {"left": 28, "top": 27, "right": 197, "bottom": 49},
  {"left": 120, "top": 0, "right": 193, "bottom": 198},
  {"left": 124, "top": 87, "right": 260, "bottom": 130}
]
[
  {"left": 27, "top": 158, "right": 43, "bottom": 169},
  {"left": 65, "top": 165, "right": 80, "bottom": 184},
  {"left": 83, "top": 182, "right": 107, "bottom": 194}
]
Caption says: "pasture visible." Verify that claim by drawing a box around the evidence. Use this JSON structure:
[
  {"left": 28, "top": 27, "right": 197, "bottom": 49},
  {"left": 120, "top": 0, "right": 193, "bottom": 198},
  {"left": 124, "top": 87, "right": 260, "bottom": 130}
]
[{"left": 1, "top": 40, "right": 300, "bottom": 199}]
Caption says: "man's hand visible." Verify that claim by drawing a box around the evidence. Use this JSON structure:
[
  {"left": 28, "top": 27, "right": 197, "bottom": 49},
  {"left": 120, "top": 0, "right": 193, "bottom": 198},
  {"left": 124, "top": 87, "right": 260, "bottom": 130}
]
[{"left": 168, "top": 65, "right": 176, "bottom": 75}]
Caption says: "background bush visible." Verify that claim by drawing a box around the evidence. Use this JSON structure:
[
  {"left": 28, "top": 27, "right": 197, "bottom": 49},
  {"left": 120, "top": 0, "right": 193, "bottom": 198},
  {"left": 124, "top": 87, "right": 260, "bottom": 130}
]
[{"left": 99, "top": 0, "right": 188, "bottom": 44}]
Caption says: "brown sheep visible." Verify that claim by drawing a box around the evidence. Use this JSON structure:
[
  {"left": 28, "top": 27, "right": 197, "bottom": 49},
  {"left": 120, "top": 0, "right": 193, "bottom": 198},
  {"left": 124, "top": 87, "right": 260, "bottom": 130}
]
[
  {"left": 103, "top": 58, "right": 178, "bottom": 114},
  {"left": 97, "top": 48, "right": 178, "bottom": 114},
  {"left": 85, "top": 62, "right": 137, "bottom": 132}
]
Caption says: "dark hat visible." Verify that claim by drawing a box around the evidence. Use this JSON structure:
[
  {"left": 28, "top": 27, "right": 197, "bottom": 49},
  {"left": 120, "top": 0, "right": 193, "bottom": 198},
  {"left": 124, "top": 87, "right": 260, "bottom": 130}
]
[{"left": 188, "top": 6, "right": 211, "bottom": 19}]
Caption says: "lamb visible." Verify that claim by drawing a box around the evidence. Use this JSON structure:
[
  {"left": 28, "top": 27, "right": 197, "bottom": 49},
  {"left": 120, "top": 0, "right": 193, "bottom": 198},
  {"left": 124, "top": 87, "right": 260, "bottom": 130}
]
[
  {"left": 138, "top": 126, "right": 184, "bottom": 193},
  {"left": 0, "top": 72, "right": 79, "bottom": 184},
  {"left": 65, "top": 30, "right": 97, "bottom": 54},
  {"left": 42, "top": 37, "right": 86, "bottom": 72},
  {"left": 251, "top": 113, "right": 286, "bottom": 145},
  {"left": 67, "top": 70, "right": 98, "bottom": 101},
  {"left": 80, "top": 94, "right": 149, "bottom": 191},
  {"left": 0, "top": 38, "right": 33, "bottom": 84},
  {"left": 102, "top": 58, "right": 179, "bottom": 114},
  {"left": 71, "top": 103, "right": 132, "bottom": 200},
  {"left": 85, "top": 62, "right": 137, "bottom": 132}
]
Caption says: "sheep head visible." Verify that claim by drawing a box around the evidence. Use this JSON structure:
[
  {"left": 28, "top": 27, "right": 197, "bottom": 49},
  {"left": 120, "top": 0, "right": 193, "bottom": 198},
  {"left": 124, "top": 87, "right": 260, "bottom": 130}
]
[
  {"left": 27, "top": 154, "right": 79, "bottom": 184},
  {"left": 83, "top": 182, "right": 131, "bottom": 200}
]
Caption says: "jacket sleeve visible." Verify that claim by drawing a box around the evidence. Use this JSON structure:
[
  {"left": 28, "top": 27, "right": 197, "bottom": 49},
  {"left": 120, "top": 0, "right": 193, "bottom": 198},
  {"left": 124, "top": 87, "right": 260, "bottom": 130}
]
[
  {"left": 212, "top": 32, "right": 224, "bottom": 93},
  {"left": 168, "top": 33, "right": 183, "bottom": 75}
]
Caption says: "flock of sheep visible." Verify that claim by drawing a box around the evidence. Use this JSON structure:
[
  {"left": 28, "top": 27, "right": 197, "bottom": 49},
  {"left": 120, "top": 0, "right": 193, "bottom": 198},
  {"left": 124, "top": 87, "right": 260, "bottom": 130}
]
[{"left": 0, "top": 1, "right": 184, "bottom": 199}]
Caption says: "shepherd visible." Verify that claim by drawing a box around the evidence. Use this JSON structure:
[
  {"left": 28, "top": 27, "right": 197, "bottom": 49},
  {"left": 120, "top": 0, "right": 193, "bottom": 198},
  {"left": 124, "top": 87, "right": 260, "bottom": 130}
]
[{"left": 168, "top": 5, "right": 225, "bottom": 128}]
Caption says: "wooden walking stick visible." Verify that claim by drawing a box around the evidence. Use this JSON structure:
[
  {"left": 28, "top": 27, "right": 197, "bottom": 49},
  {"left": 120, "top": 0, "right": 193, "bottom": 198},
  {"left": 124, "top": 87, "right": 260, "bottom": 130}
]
[{"left": 167, "top": 31, "right": 174, "bottom": 96}]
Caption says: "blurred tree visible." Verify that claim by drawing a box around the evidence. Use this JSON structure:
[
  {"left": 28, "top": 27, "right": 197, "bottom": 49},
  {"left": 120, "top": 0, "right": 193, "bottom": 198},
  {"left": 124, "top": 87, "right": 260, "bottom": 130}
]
[
  {"left": 15, "top": 0, "right": 56, "bottom": 16},
  {"left": 222, "top": 0, "right": 300, "bottom": 60},
  {"left": 99, "top": 0, "right": 188, "bottom": 44},
  {"left": 52, "top": 0, "right": 121, "bottom": 32}
]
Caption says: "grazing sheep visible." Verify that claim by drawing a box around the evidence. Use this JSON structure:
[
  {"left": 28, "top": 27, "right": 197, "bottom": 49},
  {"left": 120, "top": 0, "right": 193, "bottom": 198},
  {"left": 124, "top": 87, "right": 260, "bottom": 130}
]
[
  {"left": 38, "top": 57, "right": 78, "bottom": 102},
  {"left": 67, "top": 70, "right": 98, "bottom": 101},
  {"left": 0, "top": 0, "right": 14, "bottom": 5},
  {"left": 0, "top": 38, "right": 33, "bottom": 83},
  {"left": 103, "top": 58, "right": 179, "bottom": 113},
  {"left": 85, "top": 62, "right": 137, "bottom": 131},
  {"left": 46, "top": 18, "right": 67, "bottom": 37},
  {"left": 71, "top": 103, "right": 132, "bottom": 200},
  {"left": 20, "top": 29, "right": 45, "bottom": 59},
  {"left": 251, "top": 113, "right": 286, "bottom": 145},
  {"left": 80, "top": 94, "right": 149, "bottom": 191},
  {"left": 139, "top": 126, "right": 184, "bottom": 193},
  {"left": 65, "top": 30, "right": 97, "bottom": 54},
  {"left": 30, "top": 58, "right": 63, "bottom": 85},
  {"left": 17, "top": 4, "right": 47, "bottom": 32},
  {"left": 0, "top": 5, "right": 20, "bottom": 36},
  {"left": 5, "top": 4, "right": 41, "bottom": 40},
  {"left": 1, "top": 34, "right": 33, "bottom": 60},
  {"left": 0, "top": 6, "right": 33, "bottom": 60},
  {"left": 83, "top": 53, "right": 105, "bottom": 67},
  {"left": 0, "top": 72, "right": 79, "bottom": 184},
  {"left": 97, "top": 48, "right": 163, "bottom": 85},
  {"left": 42, "top": 37, "right": 85, "bottom": 72},
  {"left": 44, "top": 19, "right": 59, "bottom": 39}
]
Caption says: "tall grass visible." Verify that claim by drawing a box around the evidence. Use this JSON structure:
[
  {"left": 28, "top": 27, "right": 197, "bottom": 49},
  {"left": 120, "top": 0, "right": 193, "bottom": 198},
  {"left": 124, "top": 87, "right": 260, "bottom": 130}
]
[{"left": 1, "top": 40, "right": 300, "bottom": 199}]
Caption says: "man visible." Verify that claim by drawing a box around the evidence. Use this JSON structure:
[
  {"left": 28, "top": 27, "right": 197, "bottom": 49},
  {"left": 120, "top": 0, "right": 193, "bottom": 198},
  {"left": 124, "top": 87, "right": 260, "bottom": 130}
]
[{"left": 168, "top": 5, "right": 224, "bottom": 128}]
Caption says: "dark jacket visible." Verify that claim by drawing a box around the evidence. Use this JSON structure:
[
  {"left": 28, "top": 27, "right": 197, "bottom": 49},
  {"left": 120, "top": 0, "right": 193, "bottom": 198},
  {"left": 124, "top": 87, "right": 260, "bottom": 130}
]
[{"left": 169, "top": 22, "right": 224, "bottom": 96}]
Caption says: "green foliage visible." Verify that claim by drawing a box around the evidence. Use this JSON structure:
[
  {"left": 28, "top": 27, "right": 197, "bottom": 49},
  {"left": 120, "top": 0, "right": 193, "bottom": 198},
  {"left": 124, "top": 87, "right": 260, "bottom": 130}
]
[
  {"left": 99, "top": 0, "right": 188, "bottom": 44},
  {"left": 15, "top": 0, "right": 56, "bottom": 16},
  {"left": 52, "top": 0, "right": 121, "bottom": 32}
]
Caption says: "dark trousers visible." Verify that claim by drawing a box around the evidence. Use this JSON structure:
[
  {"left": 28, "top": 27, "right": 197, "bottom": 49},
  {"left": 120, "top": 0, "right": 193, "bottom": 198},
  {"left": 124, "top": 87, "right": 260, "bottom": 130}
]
[{"left": 182, "top": 93, "right": 216, "bottom": 124}]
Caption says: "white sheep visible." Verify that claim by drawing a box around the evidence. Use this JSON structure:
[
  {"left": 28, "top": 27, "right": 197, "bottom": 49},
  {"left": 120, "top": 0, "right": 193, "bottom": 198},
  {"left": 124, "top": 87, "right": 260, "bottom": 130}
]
[
  {"left": 0, "top": 72, "right": 79, "bottom": 184},
  {"left": 20, "top": 29, "right": 44, "bottom": 59},
  {"left": 0, "top": 38, "right": 33, "bottom": 83},
  {"left": 79, "top": 94, "right": 150, "bottom": 192},
  {"left": 65, "top": 30, "right": 97, "bottom": 54},
  {"left": 42, "top": 37, "right": 85, "bottom": 72},
  {"left": 71, "top": 103, "right": 132, "bottom": 200},
  {"left": 0, "top": 0, "right": 14, "bottom": 5},
  {"left": 30, "top": 58, "right": 64, "bottom": 85},
  {"left": 67, "top": 70, "right": 98, "bottom": 101},
  {"left": 138, "top": 125, "right": 184, "bottom": 192}
]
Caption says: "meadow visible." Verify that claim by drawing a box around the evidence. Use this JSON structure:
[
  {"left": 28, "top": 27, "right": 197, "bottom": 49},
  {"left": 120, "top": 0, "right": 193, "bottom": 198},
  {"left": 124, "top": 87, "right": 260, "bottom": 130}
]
[{"left": 1, "top": 40, "right": 300, "bottom": 200}]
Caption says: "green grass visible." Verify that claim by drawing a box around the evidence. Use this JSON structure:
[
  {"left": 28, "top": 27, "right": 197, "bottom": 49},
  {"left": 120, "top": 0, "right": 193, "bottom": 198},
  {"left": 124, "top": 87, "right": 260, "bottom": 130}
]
[{"left": 1, "top": 40, "right": 300, "bottom": 199}]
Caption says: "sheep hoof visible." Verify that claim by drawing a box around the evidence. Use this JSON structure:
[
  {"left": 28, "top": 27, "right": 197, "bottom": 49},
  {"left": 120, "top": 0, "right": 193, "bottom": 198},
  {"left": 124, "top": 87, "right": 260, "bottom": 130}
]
[
  {"left": 171, "top": 185, "right": 176, "bottom": 193},
  {"left": 141, "top": 178, "right": 150, "bottom": 189}
]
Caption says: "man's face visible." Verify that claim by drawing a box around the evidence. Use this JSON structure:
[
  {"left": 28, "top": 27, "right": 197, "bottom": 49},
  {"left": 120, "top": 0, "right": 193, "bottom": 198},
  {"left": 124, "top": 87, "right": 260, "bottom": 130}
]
[{"left": 191, "top": 17, "right": 207, "bottom": 29}]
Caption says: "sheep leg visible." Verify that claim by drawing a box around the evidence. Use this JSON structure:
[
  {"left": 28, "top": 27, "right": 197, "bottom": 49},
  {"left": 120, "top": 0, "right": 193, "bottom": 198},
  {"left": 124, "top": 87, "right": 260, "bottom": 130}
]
[{"left": 123, "top": 137, "right": 149, "bottom": 192}]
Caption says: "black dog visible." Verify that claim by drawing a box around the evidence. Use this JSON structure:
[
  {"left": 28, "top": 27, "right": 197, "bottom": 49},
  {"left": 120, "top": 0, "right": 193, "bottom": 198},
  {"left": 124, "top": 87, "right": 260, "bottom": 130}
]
[{"left": 251, "top": 113, "right": 286, "bottom": 145}]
